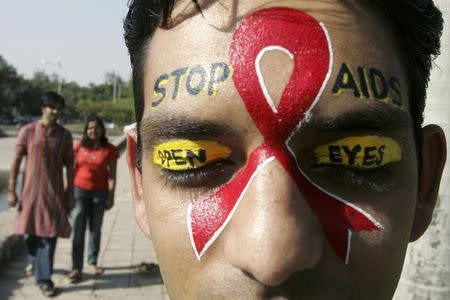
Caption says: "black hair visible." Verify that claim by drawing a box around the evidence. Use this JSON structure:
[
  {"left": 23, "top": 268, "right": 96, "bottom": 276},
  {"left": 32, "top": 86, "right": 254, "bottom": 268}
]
[
  {"left": 124, "top": 0, "right": 443, "bottom": 170},
  {"left": 41, "top": 91, "right": 65, "bottom": 109},
  {"left": 370, "top": 0, "right": 443, "bottom": 166},
  {"left": 80, "top": 114, "right": 109, "bottom": 148}
]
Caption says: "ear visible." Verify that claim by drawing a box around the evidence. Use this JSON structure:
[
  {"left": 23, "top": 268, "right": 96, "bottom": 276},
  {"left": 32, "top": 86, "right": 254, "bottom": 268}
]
[
  {"left": 410, "top": 124, "right": 447, "bottom": 242},
  {"left": 126, "top": 128, "right": 152, "bottom": 239}
]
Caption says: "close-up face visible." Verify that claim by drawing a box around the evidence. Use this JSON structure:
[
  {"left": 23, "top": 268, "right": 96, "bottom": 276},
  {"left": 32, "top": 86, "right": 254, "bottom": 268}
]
[
  {"left": 86, "top": 120, "right": 103, "bottom": 141},
  {"left": 134, "top": 1, "right": 422, "bottom": 299}
]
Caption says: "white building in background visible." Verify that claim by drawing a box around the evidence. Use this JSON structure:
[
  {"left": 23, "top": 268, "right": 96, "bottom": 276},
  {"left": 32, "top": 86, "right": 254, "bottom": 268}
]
[{"left": 394, "top": 0, "right": 450, "bottom": 299}]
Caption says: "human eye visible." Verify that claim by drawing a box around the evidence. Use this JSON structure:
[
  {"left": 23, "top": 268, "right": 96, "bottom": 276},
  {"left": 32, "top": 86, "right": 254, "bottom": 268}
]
[
  {"left": 310, "top": 135, "right": 402, "bottom": 192},
  {"left": 311, "top": 163, "right": 396, "bottom": 192},
  {"left": 152, "top": 139, "right": 235, "bottom": 189}
]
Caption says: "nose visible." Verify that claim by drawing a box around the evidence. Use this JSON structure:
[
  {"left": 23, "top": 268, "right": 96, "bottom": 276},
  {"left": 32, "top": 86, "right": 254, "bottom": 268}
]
[{"left": 223, "top": 159, "right": 324, "bottom": 287}]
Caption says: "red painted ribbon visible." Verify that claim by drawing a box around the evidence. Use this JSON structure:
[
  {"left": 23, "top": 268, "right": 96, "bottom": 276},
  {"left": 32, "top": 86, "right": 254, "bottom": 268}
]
[{"left": 189, "top": 8, "right": 381, "bottom": 261}]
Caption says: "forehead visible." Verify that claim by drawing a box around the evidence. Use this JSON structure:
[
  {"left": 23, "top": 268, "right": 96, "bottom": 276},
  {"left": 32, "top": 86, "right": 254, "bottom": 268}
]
[
  {"left": 44, "top": 102, "right": 63, "bottom": 109},
  {"left": 142, "top": 1, "right": 409, "bottom": 134}
]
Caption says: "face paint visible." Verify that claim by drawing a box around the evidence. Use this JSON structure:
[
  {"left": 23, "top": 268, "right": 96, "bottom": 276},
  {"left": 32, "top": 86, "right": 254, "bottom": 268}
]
[
  {"left": 151, "top": 62, "right": 232, "bottom": 108},
  {"left": 315, "top": 136, "right": 402, "bottom": 169},
  {"left": 153, "top": 140, "right": 231, "bottom": 171},
  {"left": 187, "top": 8, "right": 382, "bottom": 263},
  {"left": 332, "top": 63, "right": 403, "bottom": 107}
]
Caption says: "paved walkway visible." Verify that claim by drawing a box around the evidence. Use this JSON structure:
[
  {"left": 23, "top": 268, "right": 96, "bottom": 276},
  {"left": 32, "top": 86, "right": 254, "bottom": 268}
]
[{"left": 0, "top": 136, "right": 169, "bottom": 299}]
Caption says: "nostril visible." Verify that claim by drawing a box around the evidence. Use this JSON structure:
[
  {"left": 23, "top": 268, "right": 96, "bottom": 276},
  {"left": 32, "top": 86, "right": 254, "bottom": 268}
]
[
  {"left": 254, "top": 269, "right": 291, "bottom": 287},
  {"left": 223, "top": 160, "right": 325, "bottom": 287},
  {"left": 229, "top": 230, "right": 324, "bottom": 287},
  {"left": 242, "top": 270, "right": 257, "bottom": 281},
  {"left": 255, "top": 248, "right": 320, "bottom": 287},
  {"left": 241, "top": 265, "right": 289, "bottom": 287}
]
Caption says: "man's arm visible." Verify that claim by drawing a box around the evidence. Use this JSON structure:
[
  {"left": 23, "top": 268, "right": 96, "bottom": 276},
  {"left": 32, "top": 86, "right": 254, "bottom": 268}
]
[
  {"left": 64, "top": 132, "right": 75, "bottom": 211},
  {"left": 65, "top": 162, "right": 75, "bottom": 211},
  {"left": 7, "top": 153, "right": 24, "bottom": 207},
  {"left": 8, "top": 126, "right": 28, "bottom": 208}
]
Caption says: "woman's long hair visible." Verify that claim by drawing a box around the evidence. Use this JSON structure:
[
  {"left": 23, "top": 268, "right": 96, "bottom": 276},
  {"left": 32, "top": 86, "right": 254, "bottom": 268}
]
[{"left": 80, "top": 114, "right": 108, "bottom": 148}]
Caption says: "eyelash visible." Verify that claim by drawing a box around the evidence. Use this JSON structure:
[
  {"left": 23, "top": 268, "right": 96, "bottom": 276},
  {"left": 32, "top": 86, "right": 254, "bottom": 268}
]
[
  {"left": 311, "top": 164, "right": 396, "bottom": 192},
  {"left": 158, "top": 159, "right": 234, "bottom": 190},
  {"left": 156, "top": 158, "right": 396, "bottom": 193}
]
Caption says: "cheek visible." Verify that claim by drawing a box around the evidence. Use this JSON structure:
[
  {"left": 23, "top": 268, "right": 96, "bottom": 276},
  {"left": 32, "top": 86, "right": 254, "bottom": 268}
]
[
  {"left": 381, "top": 158, "right": 418, "bottom": 243},
  {"left": 349, "top": 184, "right": 417, "bottom": 295},
  {"left": 141, "top": 171, "right": 200, "bottom": 285},
  {"left": 361, "top": 179, "right": 418, "bottom": 255},
  {"left": 143, "top": 182, "right": 186, "bottom": 243}
]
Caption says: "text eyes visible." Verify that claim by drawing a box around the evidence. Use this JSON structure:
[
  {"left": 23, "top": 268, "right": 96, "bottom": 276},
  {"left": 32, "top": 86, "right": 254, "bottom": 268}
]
[
  {"left": 152, "top": 136, "right": 401, "bottom": 192},
  {"left": 313, "top": 135, "right": 401, "bottom": 170},
  {"left": 152, "top": 140, "right": 234, "bottom": 191},
  {"left": 153, "top": 140, "right": 231, "bottom": 171},
  {"left": 310, "top": 135, "right": 401, "bottom": 192}
]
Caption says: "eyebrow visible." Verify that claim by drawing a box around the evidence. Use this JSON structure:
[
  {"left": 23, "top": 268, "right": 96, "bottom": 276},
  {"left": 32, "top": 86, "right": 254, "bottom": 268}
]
[
  {"left": 140, "top": 114, "right": 239, "bottom": 149},
  {"left": 304, "top": 103, "right": 413, "bottom": 133},
  {"left": 141, "top": 103, "right": 412, "bottom": 150}
]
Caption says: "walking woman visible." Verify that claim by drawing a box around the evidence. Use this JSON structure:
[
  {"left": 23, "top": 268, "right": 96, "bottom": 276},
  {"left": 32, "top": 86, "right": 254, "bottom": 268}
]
[{"left": 68, "top": 114, "right": 119, "bottom": 282}]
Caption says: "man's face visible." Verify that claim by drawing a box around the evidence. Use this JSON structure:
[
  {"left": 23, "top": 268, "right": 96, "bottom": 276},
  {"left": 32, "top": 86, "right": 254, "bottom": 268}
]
[
  {"left": 41, "top": 103, "right": 61, "bottom": 124},
  {"left": 135, "top": 1, "right": 420, "bottom": 299}
]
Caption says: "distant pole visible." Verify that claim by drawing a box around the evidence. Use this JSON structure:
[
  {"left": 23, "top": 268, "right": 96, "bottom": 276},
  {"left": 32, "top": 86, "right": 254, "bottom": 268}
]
[
  {"left": 112, "top": 71, "right": 117, "bottom": 103},
  {"left": 41, "top": 59, "right": 63, "bottom": 95},
  {"left": 56, "top": 60, "right": 62, "bottom": 94},
  {"left": 57, "top": 77, "right": 62, "bottom": 95}
]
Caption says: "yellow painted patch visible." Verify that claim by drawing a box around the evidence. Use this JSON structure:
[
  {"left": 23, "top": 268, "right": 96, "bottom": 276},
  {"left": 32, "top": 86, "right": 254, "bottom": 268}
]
[
  {"left": 314, "top": 136, "right": 401, "bottom": 169},
  {"left": 153, "top": 140, "right": 231, "bottom": 171}
]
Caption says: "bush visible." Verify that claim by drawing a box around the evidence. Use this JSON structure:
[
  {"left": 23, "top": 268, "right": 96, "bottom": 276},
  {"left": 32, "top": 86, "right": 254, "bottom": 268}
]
[{"left": 77, "top": 98, "right": 135, "bottom": 125}]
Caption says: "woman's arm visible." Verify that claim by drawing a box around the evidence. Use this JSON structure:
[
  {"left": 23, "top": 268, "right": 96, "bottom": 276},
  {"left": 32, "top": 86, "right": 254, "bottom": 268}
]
[{"left": 105, "top": 159, "right": 117, "bottom": 210}]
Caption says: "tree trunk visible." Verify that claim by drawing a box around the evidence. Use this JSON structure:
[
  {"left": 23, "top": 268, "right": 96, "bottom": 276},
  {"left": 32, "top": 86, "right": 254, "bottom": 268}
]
[{"left": 393, "top": 1, "right": 450, "bottom": 299}]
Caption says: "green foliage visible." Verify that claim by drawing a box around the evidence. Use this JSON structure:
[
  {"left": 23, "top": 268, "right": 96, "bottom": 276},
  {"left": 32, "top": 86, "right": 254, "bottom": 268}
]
[
  {"left": 0, "top": 56, "right": 24, "bottom": 116},
  {"left": 0, "top": 55, "right": 133, "bottom": 122},
  {"left": 77, "top": 98, "right": 135, "bottom": 125}
]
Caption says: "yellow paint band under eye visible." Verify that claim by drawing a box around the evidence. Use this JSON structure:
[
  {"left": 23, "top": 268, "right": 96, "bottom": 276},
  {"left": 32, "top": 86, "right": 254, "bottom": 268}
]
[
  {"left": 314, "top": 136, "right": 401, "bottom": 169},
  {"left": 153, "top": 140, "right": 231, "bottom": 171}
]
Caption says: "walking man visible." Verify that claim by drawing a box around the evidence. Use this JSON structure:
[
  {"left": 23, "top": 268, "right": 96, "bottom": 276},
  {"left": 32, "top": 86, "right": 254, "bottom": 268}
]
[{"left": 8, "top": 91, "right": 74, "bottom": 297}]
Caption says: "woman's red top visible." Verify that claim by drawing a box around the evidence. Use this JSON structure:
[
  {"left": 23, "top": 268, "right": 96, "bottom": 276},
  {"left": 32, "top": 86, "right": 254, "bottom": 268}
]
[{"left": 74, "top": 140, "right": 119, "bottom": 191}]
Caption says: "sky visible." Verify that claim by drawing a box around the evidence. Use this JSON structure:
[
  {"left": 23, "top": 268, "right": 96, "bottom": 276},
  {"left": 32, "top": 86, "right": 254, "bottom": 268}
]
[{"left": 0, "top": 0, "right": 131, "bottom": 86}]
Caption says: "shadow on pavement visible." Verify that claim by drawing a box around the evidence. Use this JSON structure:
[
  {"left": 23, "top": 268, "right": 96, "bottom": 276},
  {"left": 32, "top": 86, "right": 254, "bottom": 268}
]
[
  {"left": 0, "top": 250, "right": 163, "bottom": 298},
  {"left": 60, "top": 265, "right": 163, "bottom": 294},
  {"left": 0, "top": 248, "right": 28, "bottom": 299}
]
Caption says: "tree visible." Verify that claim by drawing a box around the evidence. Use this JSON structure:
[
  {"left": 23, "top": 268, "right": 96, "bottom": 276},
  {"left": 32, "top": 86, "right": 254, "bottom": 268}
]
[
  {"left": 76, "top": 98, "right": 134, "bottom": 125},
  {"left": 0, "top": 56, "right": 133, "bottom": 123},
  {"left": 0, "top": 55, "right": 22, "bottom": 116}
]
